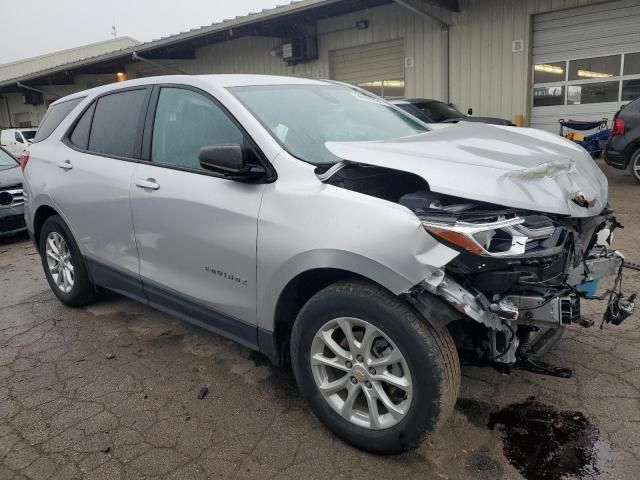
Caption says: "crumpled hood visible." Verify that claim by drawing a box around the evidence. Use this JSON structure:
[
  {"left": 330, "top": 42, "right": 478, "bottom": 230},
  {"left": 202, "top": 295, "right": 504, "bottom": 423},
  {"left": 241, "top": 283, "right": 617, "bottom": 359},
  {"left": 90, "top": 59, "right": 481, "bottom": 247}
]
[{"left": 326, "top": 123, "right": 608, "bottom": 217}]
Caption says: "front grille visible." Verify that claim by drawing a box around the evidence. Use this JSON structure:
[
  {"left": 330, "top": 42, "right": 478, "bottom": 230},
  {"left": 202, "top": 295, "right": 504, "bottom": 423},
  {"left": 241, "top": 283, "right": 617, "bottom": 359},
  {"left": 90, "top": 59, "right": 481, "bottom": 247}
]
[
  {"left": 0, "top": 185, "right": 24, "bottom": 208},
  {"left": 560, "top": 296, "right": 580, "bottom": 325}
]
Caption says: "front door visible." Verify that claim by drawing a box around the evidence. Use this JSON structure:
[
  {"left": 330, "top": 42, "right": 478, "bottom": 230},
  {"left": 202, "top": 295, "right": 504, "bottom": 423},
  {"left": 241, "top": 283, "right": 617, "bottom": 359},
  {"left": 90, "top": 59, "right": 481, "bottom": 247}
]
[{"left": 130, "top": 86, "right": 265, "bottom": 345}]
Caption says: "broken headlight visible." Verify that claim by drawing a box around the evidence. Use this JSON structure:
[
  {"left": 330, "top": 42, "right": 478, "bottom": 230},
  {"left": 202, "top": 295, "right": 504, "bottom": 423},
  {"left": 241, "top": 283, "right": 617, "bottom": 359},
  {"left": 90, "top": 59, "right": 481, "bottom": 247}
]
[
  {"left": 400, "top": 191, "right": 561, "bottom": 257},
  {"left": 422, "top": 217, "right": 527, "bottom": 256}
]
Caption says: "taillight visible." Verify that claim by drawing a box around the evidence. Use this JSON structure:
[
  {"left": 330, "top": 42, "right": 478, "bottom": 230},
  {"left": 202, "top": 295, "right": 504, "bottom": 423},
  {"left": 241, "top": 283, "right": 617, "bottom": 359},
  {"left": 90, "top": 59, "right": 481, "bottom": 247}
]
[
  {"left": 20, "top": 152, "right": 30, "bottom": 171},
  {"left": 612, "top": 117, "right": 625, "bottom": 136}
]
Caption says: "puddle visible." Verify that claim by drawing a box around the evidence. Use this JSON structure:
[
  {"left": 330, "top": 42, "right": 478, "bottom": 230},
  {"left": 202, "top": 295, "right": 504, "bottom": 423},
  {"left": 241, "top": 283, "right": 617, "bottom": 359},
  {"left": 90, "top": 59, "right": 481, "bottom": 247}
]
[{"left": 457, "top": 397, "right": 609, "bottom": 480}]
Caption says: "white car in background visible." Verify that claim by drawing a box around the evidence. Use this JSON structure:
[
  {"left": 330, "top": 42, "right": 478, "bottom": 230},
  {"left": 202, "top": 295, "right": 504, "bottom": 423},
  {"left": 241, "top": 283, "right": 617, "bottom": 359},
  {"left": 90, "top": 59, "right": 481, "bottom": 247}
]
[{"left": 0, "top": 128, "right": 37, "bottom": 158}]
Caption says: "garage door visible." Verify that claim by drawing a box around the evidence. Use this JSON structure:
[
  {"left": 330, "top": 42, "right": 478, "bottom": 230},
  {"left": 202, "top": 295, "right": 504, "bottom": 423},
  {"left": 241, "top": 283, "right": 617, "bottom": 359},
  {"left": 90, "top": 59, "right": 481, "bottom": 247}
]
[
  {"left": 329, "top": 39, "right": 405, "bottom": 99},
  {"left": 531, "top": 0, "right": 640, "bottom": 132}
]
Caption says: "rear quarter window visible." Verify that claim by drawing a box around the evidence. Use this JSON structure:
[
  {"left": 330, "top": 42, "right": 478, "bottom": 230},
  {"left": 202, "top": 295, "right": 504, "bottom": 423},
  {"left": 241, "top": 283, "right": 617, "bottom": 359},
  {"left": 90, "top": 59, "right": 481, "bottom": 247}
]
[
  {"left": 69, "top": 103, "right": 96, "bottom": 150},
  {"left": 32, "top": 97, "right": 84, "bottom": 143}
]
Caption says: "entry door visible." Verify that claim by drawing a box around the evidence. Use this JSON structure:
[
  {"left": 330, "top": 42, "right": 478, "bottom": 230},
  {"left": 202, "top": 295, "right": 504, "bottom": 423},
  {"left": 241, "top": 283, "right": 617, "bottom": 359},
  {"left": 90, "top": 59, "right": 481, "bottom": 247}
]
[{"left": 130, "top": 86, "right": 265, "bottom": 342}]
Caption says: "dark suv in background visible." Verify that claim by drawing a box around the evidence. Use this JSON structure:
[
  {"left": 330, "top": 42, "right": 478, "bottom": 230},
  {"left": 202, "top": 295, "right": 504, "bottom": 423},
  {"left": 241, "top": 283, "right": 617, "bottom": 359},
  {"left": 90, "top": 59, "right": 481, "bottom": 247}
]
[
  {"left": 391, "top": 98, "right": 515, "bottom": 126},
  {"left": 605, "top": 96, "right": 640, "bottom": 183},
  {"left": 0, "top": 145, "right": 26, "bottom": 238}
]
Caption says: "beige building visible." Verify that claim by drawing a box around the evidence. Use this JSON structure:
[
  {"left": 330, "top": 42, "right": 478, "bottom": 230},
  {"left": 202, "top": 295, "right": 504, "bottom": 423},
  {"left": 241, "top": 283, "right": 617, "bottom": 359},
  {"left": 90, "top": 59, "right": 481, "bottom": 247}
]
[{"left": 1, "top": 0, "right": 639, "bottom": 132}]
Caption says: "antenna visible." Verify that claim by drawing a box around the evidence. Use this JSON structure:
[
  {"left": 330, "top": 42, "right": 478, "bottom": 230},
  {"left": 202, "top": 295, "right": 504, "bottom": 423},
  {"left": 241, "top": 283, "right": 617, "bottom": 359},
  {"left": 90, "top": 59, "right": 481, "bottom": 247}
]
[{"left": 111, "top": 21, "right": 117, "bottom": 39}]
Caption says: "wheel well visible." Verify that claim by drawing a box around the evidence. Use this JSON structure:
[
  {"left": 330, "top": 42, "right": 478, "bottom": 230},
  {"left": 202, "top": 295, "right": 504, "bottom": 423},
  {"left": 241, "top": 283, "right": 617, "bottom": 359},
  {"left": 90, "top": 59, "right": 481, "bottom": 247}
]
[
  {"left": 624, "top": 137, "right": 640, "bottom": 159},
  {"left": 271, "top": 268, "right": 366, "bottom": 365},
  {"left": 33, "top": 205, "right": 59, "bottom": 251}
]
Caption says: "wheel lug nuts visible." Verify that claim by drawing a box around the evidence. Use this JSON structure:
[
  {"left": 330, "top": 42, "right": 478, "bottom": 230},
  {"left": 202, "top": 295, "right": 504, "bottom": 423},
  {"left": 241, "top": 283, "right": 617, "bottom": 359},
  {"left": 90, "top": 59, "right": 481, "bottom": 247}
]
[
  {"left": 369, "top": 368, "right": 376, "bottom": 375},
  {"left": 365, "top": 381, "right": 372, "bottom": 388},
  {"left": 356, "top": 355, "right": 364, "bottom": 362},
  {"left": 350, "top": 377, "right": 358, "bottom": 385},
  {"left": 345, "top": 361, "right": 352, "bottom": 369}
]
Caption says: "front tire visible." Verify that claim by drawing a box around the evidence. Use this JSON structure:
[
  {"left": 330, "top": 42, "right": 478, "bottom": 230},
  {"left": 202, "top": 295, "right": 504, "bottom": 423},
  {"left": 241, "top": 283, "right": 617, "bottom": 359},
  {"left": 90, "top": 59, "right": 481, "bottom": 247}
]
[
  {"left": 39, "top": 215, "right": 100, "bottom": 307},
  {"left": 628, "top": 148, "right": 640, "bottom": 184},
  {"left": 290, "top": 280, "right": 460, "bottom": 454}
]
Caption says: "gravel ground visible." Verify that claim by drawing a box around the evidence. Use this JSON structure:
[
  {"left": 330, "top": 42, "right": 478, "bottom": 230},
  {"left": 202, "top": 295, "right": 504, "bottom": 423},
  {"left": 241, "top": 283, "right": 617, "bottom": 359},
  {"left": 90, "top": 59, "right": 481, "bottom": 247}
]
[{"left": 1, "top": 161, "right": 639, "bottom": 480}]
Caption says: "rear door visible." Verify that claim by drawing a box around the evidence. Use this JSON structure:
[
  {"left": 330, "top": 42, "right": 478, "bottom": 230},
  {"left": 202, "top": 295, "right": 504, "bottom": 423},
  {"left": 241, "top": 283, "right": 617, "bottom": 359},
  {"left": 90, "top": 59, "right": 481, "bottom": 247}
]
[
  {"left": 54, "top": 87, "right": 151, "bottom": 300},
  {"left": 129, "top": 86, "right": 265, "bottom": 344}
]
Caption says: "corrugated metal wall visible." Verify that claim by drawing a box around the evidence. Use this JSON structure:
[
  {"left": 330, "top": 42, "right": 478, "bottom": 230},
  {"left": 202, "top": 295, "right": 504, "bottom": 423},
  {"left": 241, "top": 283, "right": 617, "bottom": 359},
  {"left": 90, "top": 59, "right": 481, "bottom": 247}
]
[
  {"left": 5, "top": 0, "right": 629, "bottom": 130},
  {"left": 127, "top": 3, "right": 445, "bottom": 100},
  {"left": 449, "top": 0, "right": 609, "bottom": 125}
]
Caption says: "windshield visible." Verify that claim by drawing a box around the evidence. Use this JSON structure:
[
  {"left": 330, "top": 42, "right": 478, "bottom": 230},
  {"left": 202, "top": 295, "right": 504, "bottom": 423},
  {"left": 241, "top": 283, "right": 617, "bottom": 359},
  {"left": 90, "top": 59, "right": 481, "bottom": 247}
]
[
  {"left": 21, "top": 130, "right": 36, "bottom": 141},
  {"left": 230, "top": 84, "right": 428, "bottom": 165},
  {"left": 414, "top": 101, "right": 465, "bottom": 122},
  {"left": 0, "top": 147, "right": 18, "bottom": 168}
]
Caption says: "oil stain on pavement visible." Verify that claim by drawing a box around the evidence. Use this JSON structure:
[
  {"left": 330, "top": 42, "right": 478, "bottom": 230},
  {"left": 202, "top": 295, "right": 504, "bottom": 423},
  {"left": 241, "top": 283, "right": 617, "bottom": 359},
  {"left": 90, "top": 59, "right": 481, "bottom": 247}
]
[{"left": 457, "top": 397, "right": 610, "bottom": 480}]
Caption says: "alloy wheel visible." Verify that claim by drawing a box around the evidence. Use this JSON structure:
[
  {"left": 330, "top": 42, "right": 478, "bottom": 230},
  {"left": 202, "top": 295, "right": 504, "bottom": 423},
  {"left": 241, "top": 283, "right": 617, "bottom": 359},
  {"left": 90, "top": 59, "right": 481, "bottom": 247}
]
[
  {"left": 310, "top": 317, "right": 413, "bottom": 429},
  {"left": 632, "top": 150, "right": 640, "bottom": 182},
  {"left": 45, "top": 231, "right": 74, "bottom": 294}
]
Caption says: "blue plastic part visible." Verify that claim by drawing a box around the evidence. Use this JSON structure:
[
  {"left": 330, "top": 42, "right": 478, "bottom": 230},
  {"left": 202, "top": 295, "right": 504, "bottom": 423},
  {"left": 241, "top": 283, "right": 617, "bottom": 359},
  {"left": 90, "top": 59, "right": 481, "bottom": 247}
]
[{"left": 576, "top": 280, "right": 599, "bottom": 297}]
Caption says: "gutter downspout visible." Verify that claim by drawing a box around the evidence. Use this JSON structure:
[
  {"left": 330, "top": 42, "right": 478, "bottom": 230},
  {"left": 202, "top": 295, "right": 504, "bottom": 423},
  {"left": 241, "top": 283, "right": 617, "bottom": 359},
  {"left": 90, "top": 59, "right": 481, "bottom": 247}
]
[
  {"left": 132, "top": 51, "right": 188, "bottom": 75},
  {"left": 393, "top": 0, "right": 449, "bottom": 28},
  {"left": 16, "top": 81, "right": 51, "bottom": 97},
  {"left": 442, "top": 26, "right": 449, "bottom": 103},
  {"left": 393, "top": 0, "right": 451, "bottom": 103},
  {"left": 4, "top": 96, "right": 13, "bottom": 128}
]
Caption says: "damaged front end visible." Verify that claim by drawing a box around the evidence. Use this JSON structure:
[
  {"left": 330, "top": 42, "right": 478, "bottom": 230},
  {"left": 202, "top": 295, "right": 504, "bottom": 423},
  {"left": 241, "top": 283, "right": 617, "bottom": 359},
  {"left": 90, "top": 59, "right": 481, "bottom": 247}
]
[
  {"left": 400, "top": 190, "right": 635, "bottom": 376},
  {"left": 320, "top": 123, "right": 637, "bottom": 378}
]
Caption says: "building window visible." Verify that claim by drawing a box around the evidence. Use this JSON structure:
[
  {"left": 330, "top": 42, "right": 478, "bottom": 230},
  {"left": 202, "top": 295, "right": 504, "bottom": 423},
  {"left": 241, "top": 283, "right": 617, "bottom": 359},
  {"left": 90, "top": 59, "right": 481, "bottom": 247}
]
[
  {"left": 622, "top": 79, "right": 640, "bottom": 101},
  {"left": 623, "top": 52, "right": 640, "bottom": 75},
  {"left": 534, "top": 62, "right": 566, "bottom": 83},
  {"left": 532, "top": 52, "right": 640, "bottom": 107},
  {"left": 567, "top": 82, "right": 619, "bottom": 105},
  {"left": 533, "top": 86, "right": 565, "bottom": 107},
  {"left": 568, "top": 55, "right": 621, "bottom": 80}
]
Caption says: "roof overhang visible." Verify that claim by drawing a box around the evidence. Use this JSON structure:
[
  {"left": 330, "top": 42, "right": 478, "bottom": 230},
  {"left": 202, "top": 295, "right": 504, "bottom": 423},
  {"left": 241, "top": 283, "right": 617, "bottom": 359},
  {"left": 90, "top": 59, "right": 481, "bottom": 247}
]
[{"left": 0, "top": 0, "right": 460, "bottom": 91}]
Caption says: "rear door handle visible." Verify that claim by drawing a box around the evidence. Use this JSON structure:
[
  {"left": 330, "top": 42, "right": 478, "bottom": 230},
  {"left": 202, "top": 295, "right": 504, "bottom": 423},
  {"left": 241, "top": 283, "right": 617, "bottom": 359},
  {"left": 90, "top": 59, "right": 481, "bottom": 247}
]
[
  {"left": 135, "top": 178, "right": 160, "bottom": 190},
  {"left": 56, "top": 160, "right": 73, "bottom": 170}
]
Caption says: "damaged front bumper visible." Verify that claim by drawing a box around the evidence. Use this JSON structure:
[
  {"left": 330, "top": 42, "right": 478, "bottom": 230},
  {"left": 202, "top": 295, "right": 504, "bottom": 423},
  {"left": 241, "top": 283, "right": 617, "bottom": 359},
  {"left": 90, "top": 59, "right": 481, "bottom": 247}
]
[{"left": 413, "top": 251, "right": 630, "bottom": 366}]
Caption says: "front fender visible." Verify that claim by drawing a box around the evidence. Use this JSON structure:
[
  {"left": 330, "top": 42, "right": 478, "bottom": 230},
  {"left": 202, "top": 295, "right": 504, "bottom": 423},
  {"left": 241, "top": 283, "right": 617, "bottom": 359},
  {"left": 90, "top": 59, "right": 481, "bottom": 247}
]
[{"left": 257, "top": 248, "right": 417, "bottom": 331}]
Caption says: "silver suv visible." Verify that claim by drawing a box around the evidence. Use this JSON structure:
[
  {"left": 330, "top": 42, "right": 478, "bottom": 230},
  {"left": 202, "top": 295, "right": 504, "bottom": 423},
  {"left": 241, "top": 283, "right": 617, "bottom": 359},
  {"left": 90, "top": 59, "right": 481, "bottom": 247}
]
[{"left": 23, "top": 75, "right": 632, "bottom": 454}]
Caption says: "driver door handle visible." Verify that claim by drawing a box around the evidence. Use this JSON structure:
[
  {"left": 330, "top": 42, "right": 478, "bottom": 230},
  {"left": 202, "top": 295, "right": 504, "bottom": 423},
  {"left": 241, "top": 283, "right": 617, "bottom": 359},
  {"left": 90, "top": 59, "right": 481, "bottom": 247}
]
[{"left": 135, "top": 178, "right": 160, "bottom": 190}]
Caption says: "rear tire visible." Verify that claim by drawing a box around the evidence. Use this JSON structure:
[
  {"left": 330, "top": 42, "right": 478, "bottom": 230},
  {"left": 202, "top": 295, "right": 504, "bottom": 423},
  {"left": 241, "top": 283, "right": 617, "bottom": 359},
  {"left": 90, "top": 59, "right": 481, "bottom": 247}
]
[
  {"left": 39, "top": 215, "right": 100, "bottom": 307},
  {"left": 629, "top": 148, "right": 640, "bottom": 184},
  {"left": 290, "top": 280, "right": 460, "bottom": 454}
]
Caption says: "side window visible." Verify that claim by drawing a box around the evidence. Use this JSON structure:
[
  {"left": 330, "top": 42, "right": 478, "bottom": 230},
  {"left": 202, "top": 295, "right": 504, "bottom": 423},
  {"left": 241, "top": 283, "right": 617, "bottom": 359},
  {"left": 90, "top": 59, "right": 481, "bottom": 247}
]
[
  {"left": 69, "top": 103, "right": 96, "bottom": 150},
  {"left": 88, "top": 89, "right": 148, "bottom": 158},
  {"left": 151, "top": 87, "right": 244, "bottom": 170},
  {"left": 15, "top": 132, "right": 23, "bottom": 143},
  {"left": 32, "top": 97, "right": 84, "bottom": 143}
]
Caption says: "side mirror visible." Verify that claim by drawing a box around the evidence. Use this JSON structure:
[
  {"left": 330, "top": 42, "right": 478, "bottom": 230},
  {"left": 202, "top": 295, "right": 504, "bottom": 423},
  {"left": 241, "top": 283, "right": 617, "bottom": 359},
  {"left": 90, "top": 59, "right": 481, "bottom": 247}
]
[
  {"left": 467, "top": 108, "right": 473, "bottom": 116},
  {"left": 198, "top": 144, "right": 266, "bottom": 180}
]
